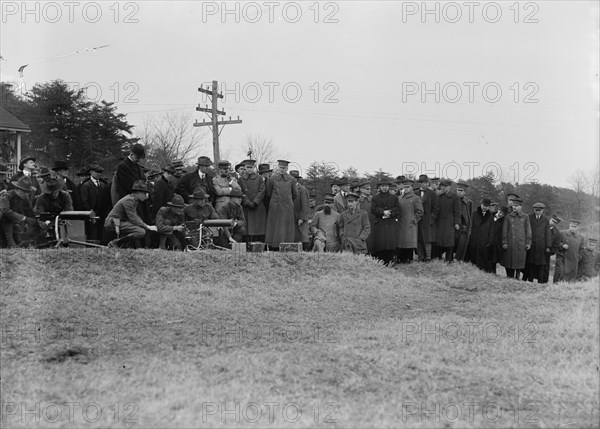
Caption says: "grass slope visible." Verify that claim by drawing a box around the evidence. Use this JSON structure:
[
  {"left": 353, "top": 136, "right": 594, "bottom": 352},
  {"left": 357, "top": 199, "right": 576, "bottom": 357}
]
[{"left": 1, "top": 249, "right": 598, "bottom": 428}]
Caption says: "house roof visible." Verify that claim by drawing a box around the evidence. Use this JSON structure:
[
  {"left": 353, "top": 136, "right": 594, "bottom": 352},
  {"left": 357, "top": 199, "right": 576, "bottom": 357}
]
[{"left": 0, "top": 105, "right": 31, "bottom": 132}]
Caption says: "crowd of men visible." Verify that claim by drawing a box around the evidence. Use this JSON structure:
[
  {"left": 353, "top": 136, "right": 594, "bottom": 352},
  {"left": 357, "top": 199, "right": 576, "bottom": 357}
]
[{"left": 1, "top": 144, "right": 599, "bottom": 283}]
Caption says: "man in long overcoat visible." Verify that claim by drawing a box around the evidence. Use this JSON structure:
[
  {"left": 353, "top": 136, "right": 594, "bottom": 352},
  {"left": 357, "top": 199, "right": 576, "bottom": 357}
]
[
  {"left": 212, "top": 160, "right": 242, "bottom": 212},
  {"left": 468, "top": 198, "right": 493, "bottom": 271},
  {"left": 416, "top": 174, "right": 439, "bottom": 262},
  {"left": 176, "top": 156, "right": 216, "bottom": 204},
  {"left": 265, "top": 160, "right": 298, "bottom": 249},
  {"left": 577, "top": 238, "right": 600, "bottom": 280},
  {"left": 340, "top": 192, "right": 371, "bottom": 254},
  {"left": 151, "top": 165, "right": 175, "bottom": 221},
  {"left": 542, "top": 215, "right": 563, "bottom": 283},
  {"left": 487, "top": 205, "right": 508, "bottom": 273},
  {"left": 454, "top": 182, "right": 473, "bottom": 261},
  {"left": 502, "top": 199, "right": 532, "bottom": 278},
  {"left": 523, "top": 202, "right": 552, "bottom": 283},
  {"left": 435, "top": 179, "right": 461, "bottom": 262},
  {"left": 239, "top": 160, "right": 267, "bottom": 242},
  {"left": 79, "top": 163, "right": 110, "bottom": 242},
  {"left": 370, "top": 180, "right": 401, "bottom": 265},
  {"left": 290, "top": 170, "right": 310, "bottom": 249},
  {"left": 358, "top": 181, "right": 376, "bottom": 254},
  {"left": 396, "top": 180, "right": 423, "bottom": 263},
  {"left": 554, "top": 219, "right": 585, "bottom": 282}
]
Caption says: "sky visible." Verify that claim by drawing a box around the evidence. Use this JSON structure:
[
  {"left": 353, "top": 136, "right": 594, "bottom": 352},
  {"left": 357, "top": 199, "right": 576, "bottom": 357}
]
[{"left": 1, "top": 1, "right": 598, "bottom": 187}]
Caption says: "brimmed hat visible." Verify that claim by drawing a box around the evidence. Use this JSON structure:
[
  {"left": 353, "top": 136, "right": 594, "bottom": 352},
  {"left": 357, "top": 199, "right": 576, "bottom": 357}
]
[
  {"left": 439, "top": 179, "right": 452, "bottom": 187},
  {"left": 89, "top": 163, "right": 104, "bottom": 173},
  {"left": 12, "top": 176, "right": 36, "bottom": 192},
  {"left": 277, "top": 159, "right": 290, "bottom": 166},
  {"left": 189, "top": 189, "right": 206, "bottom": 200},
  {"left": 129, "top": 180, "right": 148, "bottom": 193},
  {"left": 162, "top": 165, "right": 175, "bottom": 174},
  {"left": 551, "top": 214, "right": 563, "bottom": 223},
  {"left": 229, "top": 189, "right": 243, "bottom": 198},
  {"left": 131, "top": 143, "right": 146, "bottom": 158},
  {"left": 197, "top": 156, "right": 213, "bottom": 166},
  {"left": 167, "top": 195, "right": 185, "bottom": 208},
  {"left": 0, "top": 165, "right": 11, "bottom": 175},
  {"left": 289, "top": 170, "right": 302, "bottom": 180},
  {"left": 377, "top": 180, "right": 393, "bottom": 186},
  {"left": 481, "top": 198, "right": 492, "bottom": 206},
  {"left": 217, "top": 160, "right": 231, "bottom": 168},
  {"left": 507, "top": 193, "right": 520, "bottom": 200},
  {"left": 403, "top": 179, "right": 415, "bottom": 186},
  {"left": 346, "top": 192, "right": 359, "bottom": 200},
  {"left": 417, "top": 174, "right": 429, "bottom": 183},
  {"left": 147, "top": 169, "right": 162, "bottom": 178},
  {"left": 430, "top": 177, "right": 440, "bottom": 182},
  {"left": 171, "top": 160, "right": 184, "bottom": 169},
  {"left": 512, "top": 198, "right": 524, "bottom": 204},
  {"left": 258, "top": 164, "right": 272, "bottom": 174},
  {"left": 499, "top": 206, "right": 509, "bottom": 214},
  {"left": 569, "top": 219, "right": 581, "bottom": 225},
  {"left": 350, "top": 180, "right": 360, "bottom": 190},
  {"left": 337, "top": 177, "right": 350, "bottom": 186},
  {"left": 359, "top": 181, "right": 371, "bottom": 188},
  {"left": 588, "top": 238, "right": 598, "bottom": 244},
  {"left": 324, "top": 193, "right": 335, "bottom": 202},
  {"left": 243, "top": 159, "right": 256, "bottom": 166},
  {"left": 234, "top": 162, "right": 246, "bottom": 171},
  {"left": 456, "top": 182, "right": 469, "bottom": 190},
  {"left": 395, "top": 175, "right": 406, "bottom": 184},
  {"left": 38, "top": 167, "right": 52, "bottom": 179},
  {"left": 532, "top": 202, "right": 546, "bottom": 209},
  {"left": 76, "top": 166, "right": 90, "bottom": 176},
  {"left": 51, "top": 160, "right": 69, "bottom": 171},
  {"left": 18, "top": 156, "right": 36, "bottom": 170}
]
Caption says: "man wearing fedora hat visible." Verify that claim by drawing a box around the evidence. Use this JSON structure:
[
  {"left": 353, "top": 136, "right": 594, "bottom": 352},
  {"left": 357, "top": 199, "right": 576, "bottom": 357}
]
[
  {"left": 52, "top": 160, "right": 80, "bottom": 210},
  {"left": 290, "top": 170, "right": 310, "bottom": 250},
  {"left": 239, "top": 159, "right": 267, "bottom": 243},
  {"left": 416, "top": 174, "right": 439, "bottom": 262},
  {"left": 542, "top": 215, "right": 563, "bottom": 283},
  {"left": 333, "top": 178, "right": 351, "bottom": 214},
  {"left": 1, "top": 177, "right": 40, "bottom": 247},
  {"left": 265, "top": 160, "right": 298, "bottom": 249},
  {"left": 155, "top": 194, "right": 186, "bottom": 250},
  {"left": 468, "top": 198, "right": 493, "bottom": 271},
  {"left": 184, "top": 188, "right": 220, "bottom": 223},
  {"left": 80, "top": 163, "right": 110, "bottom": 242},
  {"left": 116, "top": 144, "right": 146, "bottom": 200},
  {"left": 176, "top": 156, "right": 216, "bottom": 204},
  {"left": 105, "top": 180, "right": 157, "bottom": 248},
  {"left": 523, "top": 202, "right": 552, "bottom": 283},
  {"left": 435, "top": 179, "right": 461, "bottom": 262},
  {"left": 212, "top": 160, "right": 242, "bottom": 212},
  {"left": 10, "top": 156, "right": 41, "bottom": 203},
  {"left": 151, "top": 164, "right": 176, "bottom": 221},
  {"left": 257, "top": 163, "right": 273, "bottom": 212},
  {"left": 34, "top": 170, "right": 74, "bottom": 215}
]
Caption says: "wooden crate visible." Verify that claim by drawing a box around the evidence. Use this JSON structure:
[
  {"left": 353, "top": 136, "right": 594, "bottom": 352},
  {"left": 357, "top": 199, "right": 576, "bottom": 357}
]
[
  {"left": 279, "top": 242, "right": 302, "bottom": 252},
  {"left": 231, "top": 242, "right": 247, "bottom": 253},
  {"left": 249, "top": 242, "right": 265, "bottom": 253}
]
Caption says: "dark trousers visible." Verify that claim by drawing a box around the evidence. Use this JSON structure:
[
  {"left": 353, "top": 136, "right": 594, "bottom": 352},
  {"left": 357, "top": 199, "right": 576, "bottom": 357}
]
[
  {"left": 396, "top": 248, "right": 414, "bottom": 263},
  {"left": 542, "top": 254, "right": 552, "bottom": 283},
  {"left": 417, "top": 242, "right": 432, "bottom": 261},
  {"left": 438, "top": 246, "right": 454, "bottom": 262},
  {"left": 523, "top": 262, "right": 546, "bottom": 283},
  {"left": 375, "top": 250, "right": 395, "bottom": 266},
  {"left": 506, "top": 268, "right": 522, "bottom": 279},
  {"left": 553, "top": 254, "right": 564, "bottom": 283}
]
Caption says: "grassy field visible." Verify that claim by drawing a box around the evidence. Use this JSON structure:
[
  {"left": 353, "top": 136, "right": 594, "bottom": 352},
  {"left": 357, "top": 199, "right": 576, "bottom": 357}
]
[{"left": 1, "top": 248, "right": 598, "bottom": 428}]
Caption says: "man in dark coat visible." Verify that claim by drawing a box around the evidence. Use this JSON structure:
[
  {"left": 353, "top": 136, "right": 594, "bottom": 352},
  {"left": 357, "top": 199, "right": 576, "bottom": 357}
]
[
  {"left": 176, "top": 156, "right": 216, "bottom": 204},
  {"left": 468, "top": 198, "right": 493, "bottom": 271},
  {"left": 340, "top": 192, "right": 371, "bottom": 254},
  {"left": 116, "top": 144, "right": 146, "bottom": 200},
  {"left": 52, "top": 160, "right": 81, "bottom": 210},
  {"left": 542, "top": 215, "right": 563, "bottom": 283},
  {"left": 290, "top": 170, "right": 310, "bottom": 250},
  {"left": 258, "top": 163, "right": 273, "bottom": 213},
  {"left": 0, "top": 177, "right": 38, "bottom": 247},
  {"left": 370, "top": 180, "right": 401, "bottom": 265},
  {"left": 435, "top": 179, "right": 461, "bottom": 262},
  {"left": 239, "top": 159, "right": 267, "bottom": 242},
  {"left": 554, "top": 219, "right": 585, "bottom": 282},
  {"left": 80, "top": 163, "right": 109, "bottom": 242},
  {"left": 265, "top": 160, "right": 297, "bottom": 249},
  {"left": 151, "top": 165, "right": 175, "bottom": 221},
  {"left": 10, "top": 156, "right": 41, "bottom": 204},
  {"left": 577, "top": 238, "right": 600, "bottom": 280},
  {"left": 333, "top": 178, "right": 350, "bottom": 214},
  {"left": 487, "top": 205, "right": 508, "bottom": 274},
  {"left": 523, "top": 202, "right": 552, "bottom": 283},
  {"left": 34, "top": 170, "right": 74, "bottom": 215},
  {"left": 454, "top": 182, "right": 473, "bottom": 261},
  {"left": 502, "top": 199, "right": 532, "bottom": 279},
  {"left": 416, "top": 174, "right": 439, "bottom": 262}
]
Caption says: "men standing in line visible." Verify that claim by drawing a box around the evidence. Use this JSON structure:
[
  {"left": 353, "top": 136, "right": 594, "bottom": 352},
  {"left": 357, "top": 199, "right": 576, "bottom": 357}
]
[
  {"left": 371, "top": 180, "right": 400, "bottom": 265},
  {"left": 396, "top": 179, "right": 423, "bottom": 263},
  {"left": 523, "top": 202, "right": 552, "bottom": 283},
  {"left": 554, "top": 219, "right": 585, "bottom": 282},
  {"left": 436, "top": 179, "right": 461, "bottom": 262},
  {"left": 239, "top": 159, "right": 267, "bottom": 243},
  {"left": 454, "top": 182, "right": 473, "bottom": 261},
  {"left": 468, "top": 198, "right": 493, "bottom": 271},
  {"left": 340, "top": 192, "right": 371, "bottom": 254},
  {"left": 290, "top": 170, "right": 310, "bottom": 250},
  {"left": 176, "top": 156, "right": 216, "bottom": 204},
  {"left": 416, "top": 174, "right": 439, "bottom": 262},
  {"left": 311, "top": 193, "right": 341, "bottom": 252},
  {"left": 80, "top": 163, "right": 109, "bottom": 243},
  {"left": 105, "top": 180, "right": 157, "bottom": 248},
  {"left": 502, "top": 198, "right": 531, "bottom": 279},
  {"left": 265, "top": 160, "right": 297, "bottom": 249}
]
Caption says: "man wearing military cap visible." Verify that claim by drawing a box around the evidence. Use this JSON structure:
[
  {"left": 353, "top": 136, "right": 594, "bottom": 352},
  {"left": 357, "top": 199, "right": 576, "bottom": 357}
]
[
  {"left": 105, "top": 180, "right": 157, "bottom": 248},
  {"left": 370, "top": 179, "right": 400, "bottom": 265},
  {"left": 310, "top": 193, "right": 341, "bottom": 252},
  {"left": 578, "top": 238, "right": 600, "bottom": 280},
  {"left": 212, "top": 160, "right": 242, "bottom": 211},
  {"left": 416, "top": 174, "right": 439, "bottom": 262},
  {"left": 523, "top": 202, "right": 552, "bottom": 283},
  {"left": 505, "top": 192, "right": 520, "bottom": 213},
  {"left": 333, "top": 177, "right": 351, "bottom": 214},
  {"left": 554, "top": 219, "right": 585, "bottom": 282},
  {"left": 454, "top": 181, "right": 473, "bottom": 261},
  {"left": 290, "top": 170, "right": 311, "bottom": 250},
  {"left": 0, "top": 176, "right": 39, "bottom": 247},
  {"left": 430, "top": 177, "right": 441, "bottom": 195},
  {"left": 238, "top": 159, "right": 267, "bottom": 243},
  {"left": 502, "top": 198, "right": 532, "bottom": 279},
  {"left": 265, "top": 160, "right": 298, "bottom": 249},
  {"left": 435, "top": 179, "right": 461, "bottom": 262},
  {"left": 176, "top": 155, "right": 216, "bottom": 205},
  {"left": 155, "top": 194, "right": 186, "bottom": 250},
  {"left": 340, "top": 192, "right": 371, "bottom": 254}
]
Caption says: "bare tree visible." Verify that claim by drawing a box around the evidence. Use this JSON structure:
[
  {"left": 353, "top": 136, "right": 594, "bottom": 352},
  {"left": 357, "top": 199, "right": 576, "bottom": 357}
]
[
  {"left": 138, "top": 111, "right": 209, "bottom": 168},
  {"left": 241, "top": 134, "right": 288, "bottom": 165}
]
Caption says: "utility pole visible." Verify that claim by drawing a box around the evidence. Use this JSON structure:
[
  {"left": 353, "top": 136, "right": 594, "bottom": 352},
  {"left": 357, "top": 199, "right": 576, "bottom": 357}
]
[{"left": 194, "top": 80, "right": 242, "bottom": 163}]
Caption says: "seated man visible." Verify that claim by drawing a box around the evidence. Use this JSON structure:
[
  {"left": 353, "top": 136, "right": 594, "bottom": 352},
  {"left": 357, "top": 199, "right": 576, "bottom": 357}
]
[
  {"left": 155, "top": 194, "right": 186, "bottom": 250},
  {"left": 0, "top": 177, "right": 39, "bottom": 247},
  {"left": 578, "top": 238, "right": 600, "bottom": 281},
  {"left": 217, "top": 189, "right": 247, "bottom": 245},
  {"left": 184, "top": 189, "right": 221, "bottom": 248},
  {"left": 310, "top": 193, "right": 341, "bottom": 252},
  {"left": 105, "top": 180, "right": 157, "bottom": 248},
  {"left": 340, "top": 192, "right": 371, "bottom": 254},
  {"left": 35, "top": 170, "right": 74, "bottom": 215}
]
